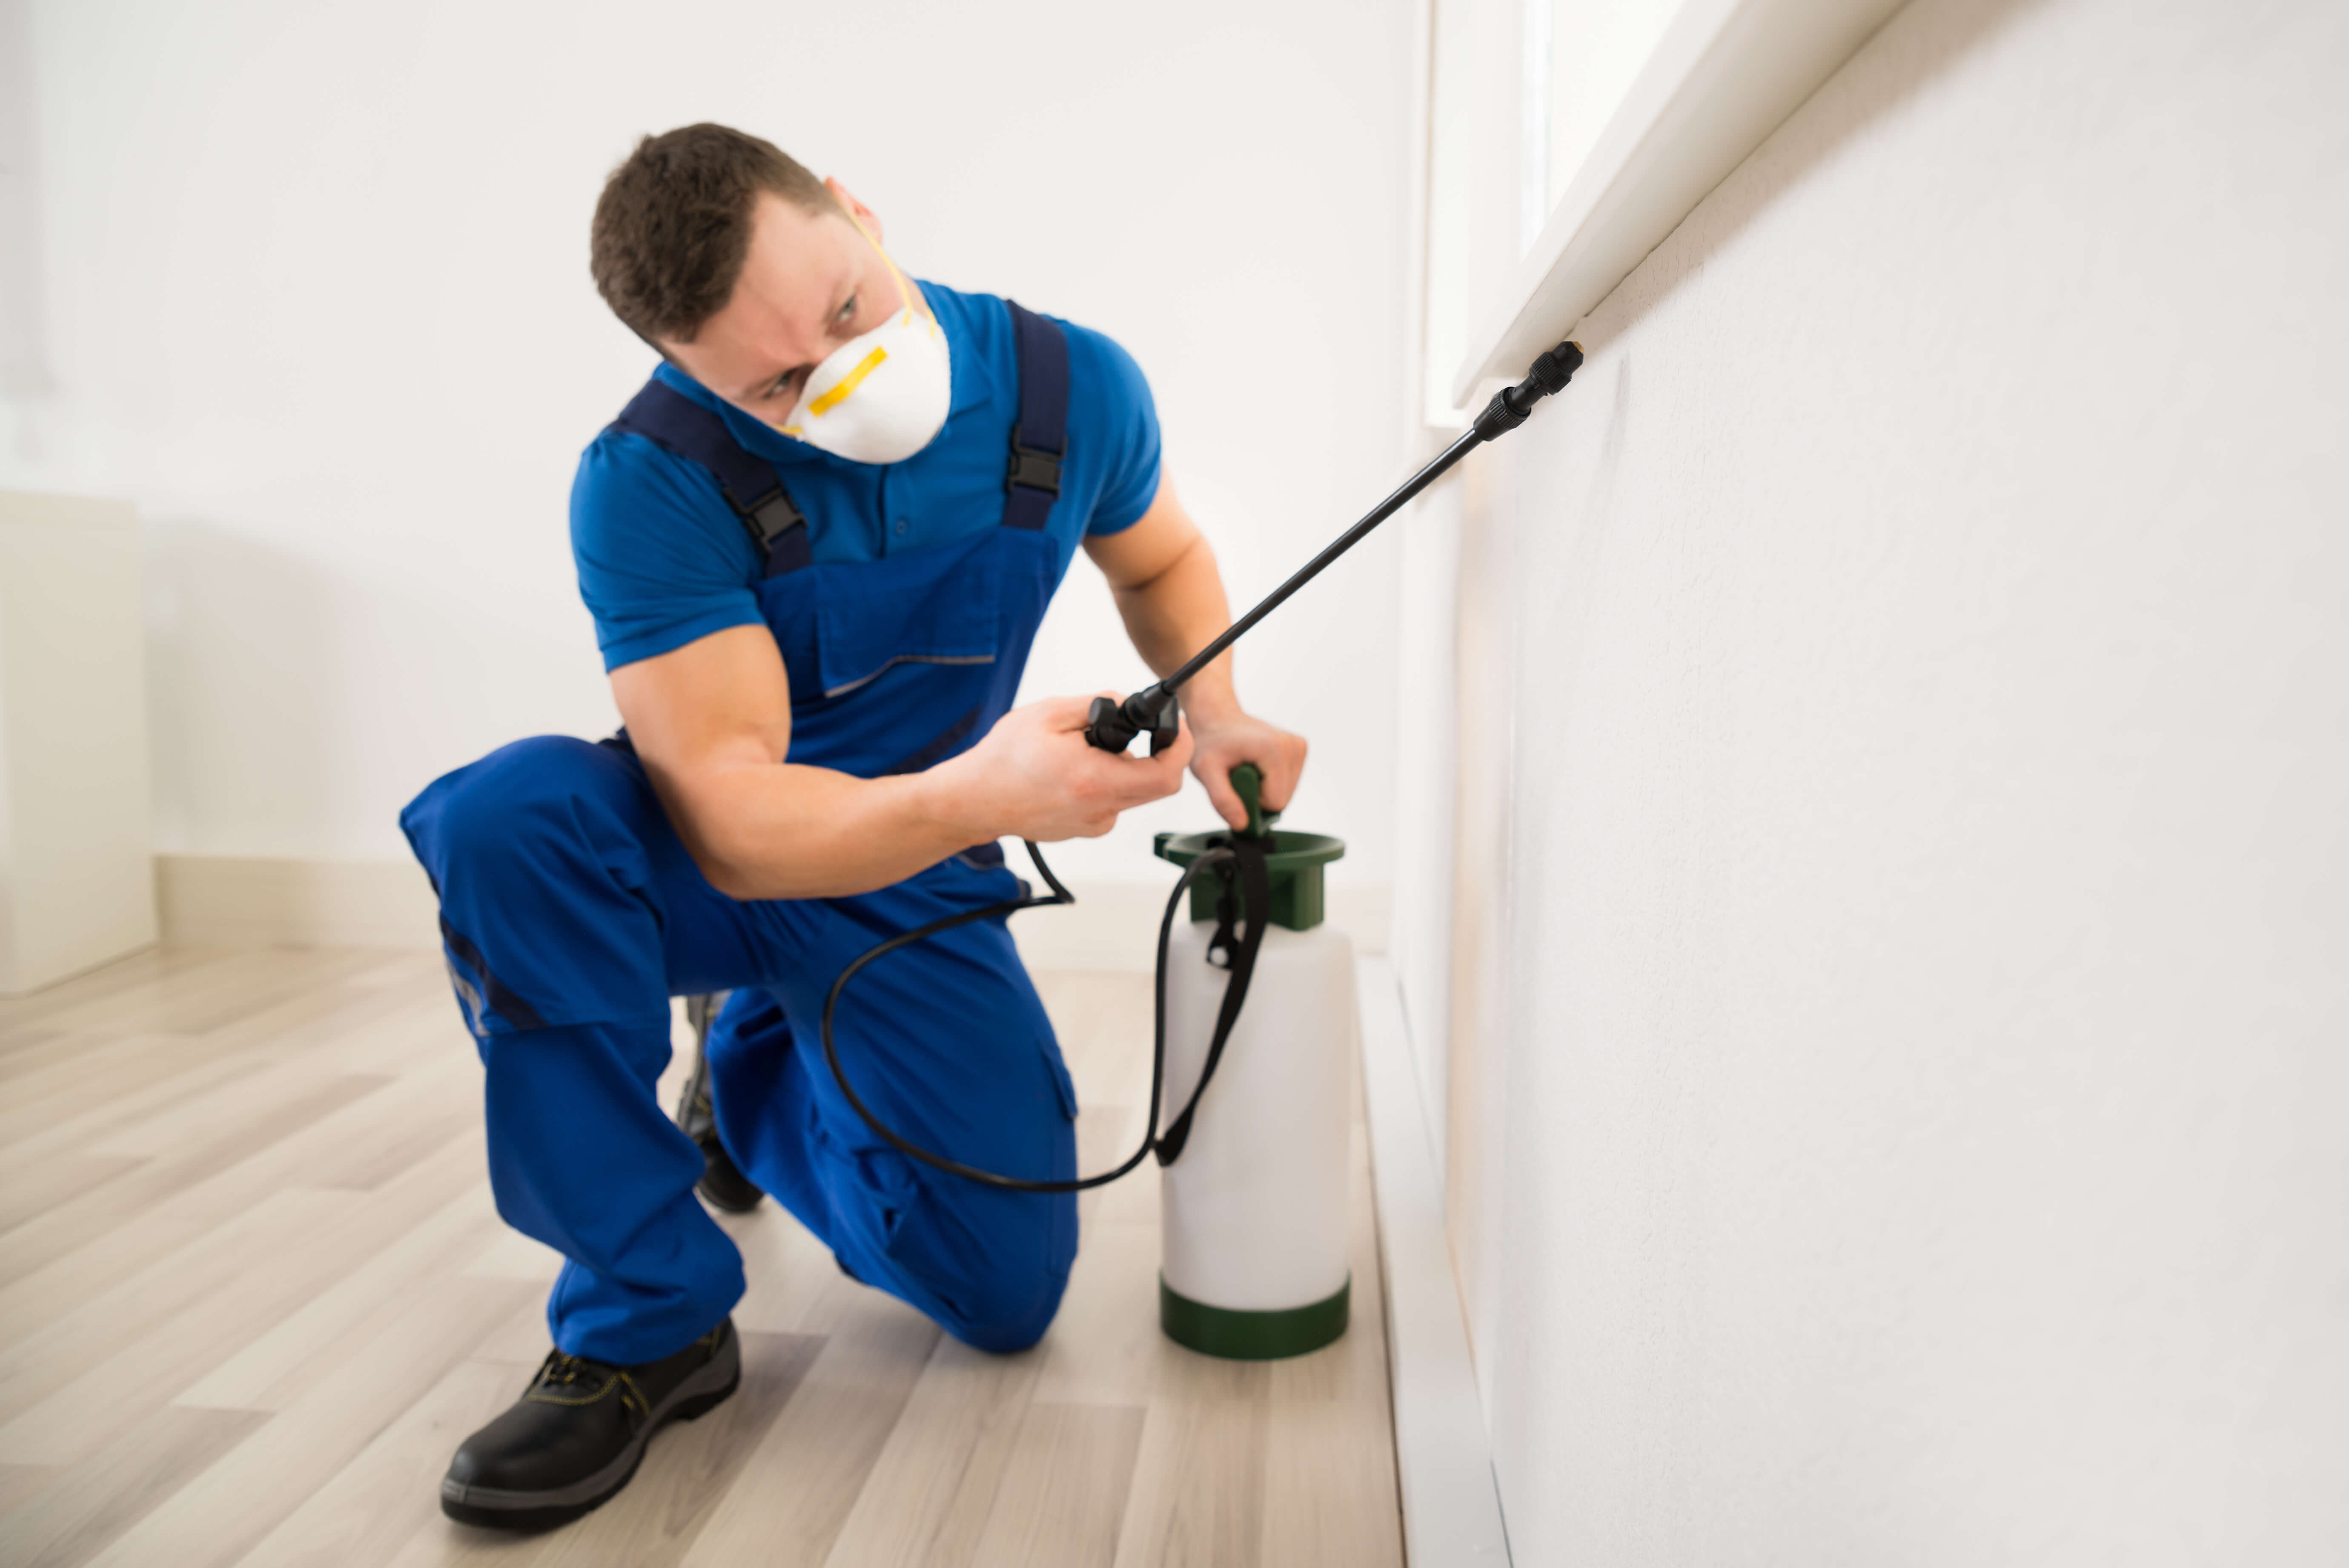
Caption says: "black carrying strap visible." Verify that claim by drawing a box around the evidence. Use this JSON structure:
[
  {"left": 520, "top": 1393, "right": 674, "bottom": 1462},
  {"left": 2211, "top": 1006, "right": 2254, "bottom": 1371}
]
[
  {"left": 1001, "top": 300, "right": 1068, "bottom": 532},
  {"left": 1154, "top": 831, "right": 1273, "bottom": 1167},
  {"left": 609, "top": 379, "right": 813, "bottom": 577}
]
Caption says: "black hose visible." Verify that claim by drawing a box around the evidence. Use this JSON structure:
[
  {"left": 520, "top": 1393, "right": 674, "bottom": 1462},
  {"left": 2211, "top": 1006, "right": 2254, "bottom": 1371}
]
[{"left": 818, "top": 837, "right": 1266, "bottom": 1192}]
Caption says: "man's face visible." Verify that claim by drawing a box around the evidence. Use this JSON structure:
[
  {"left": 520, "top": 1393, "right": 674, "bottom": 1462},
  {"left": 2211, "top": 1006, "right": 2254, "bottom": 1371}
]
[{"left": 658, "top": 181, "right": 915, "bottom": 432}]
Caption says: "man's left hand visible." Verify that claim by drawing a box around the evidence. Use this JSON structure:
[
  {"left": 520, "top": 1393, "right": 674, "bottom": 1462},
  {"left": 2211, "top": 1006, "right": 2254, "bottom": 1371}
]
[{"left": 1186, "top": 710, "right": 1309, "bottom": 831}]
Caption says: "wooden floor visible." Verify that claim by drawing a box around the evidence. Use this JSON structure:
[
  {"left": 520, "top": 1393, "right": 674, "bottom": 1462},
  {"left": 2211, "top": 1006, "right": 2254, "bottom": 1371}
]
[{"left": 0, "top": 946, "right": 1403, "bottom": 1568}]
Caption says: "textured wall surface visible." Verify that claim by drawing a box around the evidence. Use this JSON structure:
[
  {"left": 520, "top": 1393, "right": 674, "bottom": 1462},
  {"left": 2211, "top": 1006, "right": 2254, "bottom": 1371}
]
[
  {"left": 0, "top": 0, "right": 1415, "bottom": 886},
  {"left": 1413, "top": 0, "right": 2349, "bottom": 1559}
]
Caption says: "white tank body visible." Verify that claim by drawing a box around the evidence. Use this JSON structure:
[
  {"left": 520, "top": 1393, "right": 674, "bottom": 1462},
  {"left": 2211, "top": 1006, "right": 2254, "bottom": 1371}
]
[{"left": 1157, "top": 916, "right": 1355, "bottom": 1313}]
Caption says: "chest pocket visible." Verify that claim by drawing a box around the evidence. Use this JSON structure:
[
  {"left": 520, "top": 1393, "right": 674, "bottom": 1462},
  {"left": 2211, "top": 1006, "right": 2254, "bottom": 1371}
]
[{"left": 813, "top": 559, "right": 1001, "bottom": 700}]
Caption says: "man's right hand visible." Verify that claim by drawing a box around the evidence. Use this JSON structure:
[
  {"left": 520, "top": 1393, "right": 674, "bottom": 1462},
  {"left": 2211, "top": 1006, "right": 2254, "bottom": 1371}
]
[{"left": 928, "top": 693, "right": 1195, "bottom": 843}]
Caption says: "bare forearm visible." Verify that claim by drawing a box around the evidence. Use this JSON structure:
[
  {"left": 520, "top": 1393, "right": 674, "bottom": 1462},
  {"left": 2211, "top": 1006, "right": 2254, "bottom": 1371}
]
[
  {"left": 657, "top": 762, "right": 975, "bottom": 902},
  {"left": 613, "top": 625, "right": 1191, "bottom": 899},
  {"left": 1085, "top": 479, "right": 1309, "bottom": 826},
  {"left": 1112, "top": 534, "right": 1241, "bottom": 724}
]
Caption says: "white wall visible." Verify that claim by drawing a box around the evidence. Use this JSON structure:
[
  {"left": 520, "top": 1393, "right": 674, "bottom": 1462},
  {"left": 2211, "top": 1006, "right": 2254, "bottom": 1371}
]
[
  {"left": 0, "top": 0, "right": 1416, "bottom": 899},
  {"left": 1404, "top": 0, "right": 2349, "bottom": 1560}
]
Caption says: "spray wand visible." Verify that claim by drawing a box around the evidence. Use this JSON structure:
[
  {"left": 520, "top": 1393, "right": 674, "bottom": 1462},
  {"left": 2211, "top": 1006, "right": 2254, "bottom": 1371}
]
[
  {"left": 1083, "top": 338, "right": 1584, "bottom": 755},
  {"left": 818, "top": 337, "right": 1585, "bottom": 1194}
]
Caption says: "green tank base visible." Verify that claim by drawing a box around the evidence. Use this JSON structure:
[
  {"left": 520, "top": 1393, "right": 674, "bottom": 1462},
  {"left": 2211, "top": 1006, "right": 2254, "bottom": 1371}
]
[{"left": 1158, "top": 1274, "right": 1350, "bottom": 1360}]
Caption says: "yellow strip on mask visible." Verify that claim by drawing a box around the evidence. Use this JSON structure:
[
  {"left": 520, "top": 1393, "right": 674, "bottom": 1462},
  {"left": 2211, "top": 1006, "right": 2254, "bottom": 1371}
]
[{"left": 806, "top": 344, "right": 890, "bottom": 417}]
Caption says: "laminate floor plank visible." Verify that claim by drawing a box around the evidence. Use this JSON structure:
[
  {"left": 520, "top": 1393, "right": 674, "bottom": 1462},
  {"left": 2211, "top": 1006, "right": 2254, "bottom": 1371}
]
[
  {"left": 0, "top": 1155, "right": 146, "bottom": 1241},
  {"left": 0, "top": 947, "right": 407, "bottom": 1149},
  {"left": 966, "top": 1402, "right": 1147, "bottom": 1568},
  {"left": 1108, "top": 1354, "right": 1273, "bottom": 1568},
  {"left": 0, "top": 1091, "right": 478, "bottom": 1358},
  {"left": 318, "top": 992, "right": 475, "bottom": 1079},
  {"left": 0, "top": 1459, "right": 54, "bottom": 1516},
  {"left": 0, "top": 1032, "right": 277, "bottom": 1147},
  {"left": 0, "top": 1403, "right": 272, "bottom": 1568},
  {"left": 819, "top": 1333, "right": 1044, "bottom": 1568},
  {"left": 1028, "top": 1221, "right": 1161, "bottom": 1410},
  {"left": 175, "top": 1183, "right": 498, "bottom": 1412},
  {"left": 0, "top": 1130, "right": 483, "bottom": 1456},
  {"left": 0, "top": 948, "right": 234, "bottom": 1044},
  {"left": 1260, "top": 1398, "right": 1405, "bottom": 1568},
  {"left": 456, "top": 1223, "right": 563, "bottom": 1284},
  {"left": 0, "top": 1072, "right": 397, "bottom": 1289},
  {"left": 14, "top": 949, "right": 340, "bottom": 1047},
  {"left": 676, "top": 1293, "right": 941, "bottom": 1568},
  {"left": 0, "top": 1032, "right": 80, "bottom": 1083},
  {"left": 303, "top": 1058, "right": 479, "bottom": 1192},
  {"left": 0, "top": 1045, "right": 288, "bottom": 1198},
  {"left": 0, "top": 1186, "right": 362, "bottom": 1446},
  {"left": 234, "top": 1355, "right": 530, "bottom": 1568},
  {"left": 228, "top": 1203, "right": 516, "bottom": 1420},
  {"left": 0, "top": 1181, "right": 392, "bottom": 1465},
  {"left": 78, "top": 1275, "right": 540, "bottom": 1568},
  {"left": 699, "top": 1206, "right": 838, "bottom": 1336},
  {"left": 131, "top": 950, "right": 390, "bottom": 1043},
  {"left": 178, "top": 957, "right": 434, "bottom": 1060}
]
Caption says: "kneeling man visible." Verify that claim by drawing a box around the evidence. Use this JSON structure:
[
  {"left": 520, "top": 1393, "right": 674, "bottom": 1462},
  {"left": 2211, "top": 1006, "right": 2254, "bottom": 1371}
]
[{"left": 401, "top": 123, "right": 1305, "bottom": 1529}]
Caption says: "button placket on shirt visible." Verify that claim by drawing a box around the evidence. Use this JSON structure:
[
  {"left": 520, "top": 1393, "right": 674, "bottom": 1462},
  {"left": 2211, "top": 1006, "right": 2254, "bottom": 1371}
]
[{"left": 878, "top": 464, "right": 918, "bottom": 557}]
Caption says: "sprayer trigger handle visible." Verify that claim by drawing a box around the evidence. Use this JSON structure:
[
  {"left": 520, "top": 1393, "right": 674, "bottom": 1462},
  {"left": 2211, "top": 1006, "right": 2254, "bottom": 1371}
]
[
  {"left": 1228, "top": 763, "right": 1280, "bottom": 839},
  {"left": 1147, "top": 710, "right": 1180, "bottom": 756}
]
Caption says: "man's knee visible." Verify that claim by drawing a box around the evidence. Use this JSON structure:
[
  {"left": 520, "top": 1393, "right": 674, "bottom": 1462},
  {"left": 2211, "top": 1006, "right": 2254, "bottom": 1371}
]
[
  {"left": 404, "top": 736, "right": 617, "bottom": 875},
  {"left": 908, "top": 1191, "right": 1076, "bottom": 1354},
  {"left": 950, "top": 1259, "right": 1072, "bottom": 1354}
]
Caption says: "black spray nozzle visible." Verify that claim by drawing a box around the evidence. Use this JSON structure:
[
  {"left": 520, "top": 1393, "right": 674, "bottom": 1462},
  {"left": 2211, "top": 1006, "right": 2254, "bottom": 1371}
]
[
  {"left": 1083, "top": 338, "right": 1584, "bottom": 754},
  {"left": 1086, "top": 685, "right": 1181, "bottom": 755},
  {"left": 1472, "top": 339, "right": 1584, "bottom": 441}
]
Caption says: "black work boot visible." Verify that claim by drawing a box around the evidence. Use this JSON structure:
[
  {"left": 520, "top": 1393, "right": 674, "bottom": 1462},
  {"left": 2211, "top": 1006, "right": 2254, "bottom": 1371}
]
[
  {"left": 440, "top": 1317, "right": 740, "bottom": 1531},
  {"left": 676, "top": 992, "right": 765, "bottom": 1214}
]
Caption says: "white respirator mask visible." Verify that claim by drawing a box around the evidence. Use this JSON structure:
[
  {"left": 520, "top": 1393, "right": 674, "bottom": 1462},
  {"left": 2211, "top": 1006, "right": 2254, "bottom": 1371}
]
[{"left": 780, "top": 216, "right": 951, "bottom": 465}]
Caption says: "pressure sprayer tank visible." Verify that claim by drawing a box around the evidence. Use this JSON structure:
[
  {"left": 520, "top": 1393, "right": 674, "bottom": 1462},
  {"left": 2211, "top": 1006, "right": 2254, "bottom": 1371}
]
[{"left": 1151, "top": 768, "right": 1353, "bottom": 1359}]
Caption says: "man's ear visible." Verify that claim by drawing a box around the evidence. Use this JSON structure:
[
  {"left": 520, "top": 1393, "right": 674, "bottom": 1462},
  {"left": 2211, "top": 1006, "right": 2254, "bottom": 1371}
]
[{"left": 823, "top": 176, "right": 883, "bottom": 245}]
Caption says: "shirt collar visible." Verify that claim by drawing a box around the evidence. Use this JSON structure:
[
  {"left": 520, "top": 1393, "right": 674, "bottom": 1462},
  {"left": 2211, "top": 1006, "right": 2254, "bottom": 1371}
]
[{"left": 922, "top": 279, "right": 1000, "bottom": 419}]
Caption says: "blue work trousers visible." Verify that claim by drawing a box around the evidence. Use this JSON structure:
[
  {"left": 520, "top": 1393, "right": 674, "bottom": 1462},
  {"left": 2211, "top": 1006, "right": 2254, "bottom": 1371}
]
[{"left": 400, "top": 734, "right": 1078, "bottom": 1365}]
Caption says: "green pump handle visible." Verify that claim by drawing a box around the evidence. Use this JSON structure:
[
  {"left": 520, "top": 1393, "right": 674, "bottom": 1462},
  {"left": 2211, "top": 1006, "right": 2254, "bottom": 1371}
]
[{"left": 1229, "top": 763, "right": 1279, "bottom": 841}]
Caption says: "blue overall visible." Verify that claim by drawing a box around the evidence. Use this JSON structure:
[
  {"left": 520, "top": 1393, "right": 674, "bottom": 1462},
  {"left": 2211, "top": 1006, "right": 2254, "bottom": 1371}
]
[{"left": 401, "top": 305, "right": 1082, "bottom": 1364}]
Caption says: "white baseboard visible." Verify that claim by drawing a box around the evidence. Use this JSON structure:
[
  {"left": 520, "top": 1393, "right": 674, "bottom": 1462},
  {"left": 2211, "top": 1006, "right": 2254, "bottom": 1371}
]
[
  {"left": 157, "top": 855, "right": 443, "bottom": 949},
  {"left": 1356, "top": 955, "right": 1512, "bottom": 1565},
  {"left": 156, "top": 854, "right": 1389, "bottom": 971}
]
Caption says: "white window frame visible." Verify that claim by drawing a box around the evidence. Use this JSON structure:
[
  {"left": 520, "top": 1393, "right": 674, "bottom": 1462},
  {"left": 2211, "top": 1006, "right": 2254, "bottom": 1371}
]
[{"left": 1449, "top": 0, "right": 1914, "bottom": 405}]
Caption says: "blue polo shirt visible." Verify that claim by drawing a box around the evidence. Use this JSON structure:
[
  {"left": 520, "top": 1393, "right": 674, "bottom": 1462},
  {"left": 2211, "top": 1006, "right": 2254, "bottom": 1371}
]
[{"left": 570, "top": 282, "right": 1162, "bottom": 672}]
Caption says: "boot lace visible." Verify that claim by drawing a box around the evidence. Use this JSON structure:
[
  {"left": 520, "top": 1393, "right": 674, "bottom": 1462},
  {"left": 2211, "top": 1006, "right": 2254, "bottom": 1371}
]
[{"left": 530, "top": 1350, "right": 650, "bottom": 1419}]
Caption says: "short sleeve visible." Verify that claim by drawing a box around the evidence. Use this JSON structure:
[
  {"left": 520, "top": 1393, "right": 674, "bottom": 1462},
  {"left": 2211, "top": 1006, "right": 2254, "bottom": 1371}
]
[
  {"left": 1065, "top": 324, "right": 1163, "bottom": 537},
  {"left": 570, "top": 432, "right": 765, "bottom": 672}
]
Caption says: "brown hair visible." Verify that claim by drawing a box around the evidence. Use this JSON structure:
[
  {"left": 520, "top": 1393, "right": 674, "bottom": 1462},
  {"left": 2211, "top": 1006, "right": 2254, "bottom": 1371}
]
[{"left": 590, "top": 124, "right": 836, "bottom": 344}]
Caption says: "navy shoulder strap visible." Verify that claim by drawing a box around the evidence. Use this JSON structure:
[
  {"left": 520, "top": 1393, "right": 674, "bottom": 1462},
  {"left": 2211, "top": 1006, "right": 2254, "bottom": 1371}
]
[
  {"left": 608, "top": 378, "right": 813, "bottom": 576},
  {"left": 1002, "top": 301, "right": 1069, "bottom": 533}
]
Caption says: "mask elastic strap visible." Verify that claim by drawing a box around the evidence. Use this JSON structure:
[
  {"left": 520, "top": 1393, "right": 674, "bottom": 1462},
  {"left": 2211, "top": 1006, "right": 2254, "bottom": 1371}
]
[{"left": 840, "top": 205, "right": 924, "bottom": 328}]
